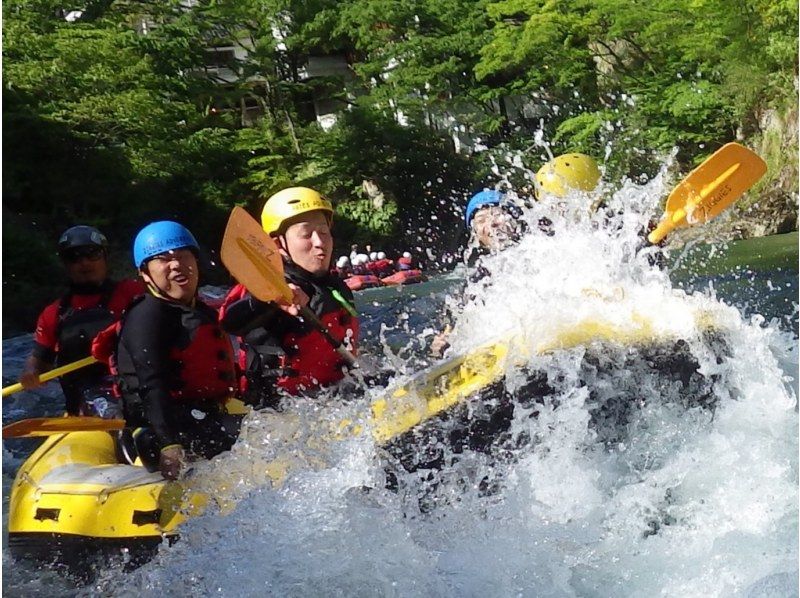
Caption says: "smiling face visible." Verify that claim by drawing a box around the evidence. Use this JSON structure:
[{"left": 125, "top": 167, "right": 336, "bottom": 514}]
[
  {"left": 140, "top": 247, "right": 199, "bottom": 304},
  {"left": 279, "top": 210, "right": 333, "bottom": 275}
]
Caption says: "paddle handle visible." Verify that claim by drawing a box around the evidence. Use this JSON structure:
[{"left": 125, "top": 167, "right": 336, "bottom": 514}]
[
  {"left": 648, "top": 206, "right": 688, "bottom": 244},
  {"left": 2, "top": 356, "right": 99, "bottom": 398},
  {"left": 299, "top": 306, "right": 358, "bottom": 368}
]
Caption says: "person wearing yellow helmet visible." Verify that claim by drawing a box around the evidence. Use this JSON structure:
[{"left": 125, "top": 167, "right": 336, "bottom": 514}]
[
  {"left": 535, "top": 153, "right": 601, "bottom": 198},
  {"left": 536, "top": 153, "right": 667, "bottom": 254},
  {"left": 259, "top": 186, "right": 335, "bottom": 274},
  {"left": 220, "top": 187, "right": 359, "bottom": 405}
]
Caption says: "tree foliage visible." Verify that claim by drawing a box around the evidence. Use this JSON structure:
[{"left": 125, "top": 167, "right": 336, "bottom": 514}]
[{"left": 3, "top": 0, "right": 796, "bottom": 331}]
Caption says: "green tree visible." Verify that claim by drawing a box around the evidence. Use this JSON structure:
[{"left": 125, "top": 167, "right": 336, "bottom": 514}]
[{"left": 476, "top": 0, "right": 798, "bottom": 177}]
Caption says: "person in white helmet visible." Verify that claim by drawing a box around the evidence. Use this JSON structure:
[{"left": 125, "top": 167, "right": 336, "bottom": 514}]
[
  {"left": 352, "top": 254, "right": 369, "bottom": 275},
  {"left": 397, "top": 251, "right": 414, "bottom": 271},
  {"left": 365, "top": 252, "right": 380, "bottom": 276},
  {"left": 372, "top": 251, "right": 394, "bottom": 277},
  {"left": 335, "top": 256, "right": 352, "bottom": 279}
]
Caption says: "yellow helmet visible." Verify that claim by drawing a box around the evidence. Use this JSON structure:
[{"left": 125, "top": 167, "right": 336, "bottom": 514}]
[
  {"left": 260, "top": 187, "right": 334, "bottom": 235},
  {"left": 535, "top": 153, "right": 601, "bottom": 198}
]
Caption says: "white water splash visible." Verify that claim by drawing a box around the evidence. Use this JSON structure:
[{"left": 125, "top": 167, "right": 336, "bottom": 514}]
[{"left": 82, "top": 163, "right": 799, "bottom": 597}]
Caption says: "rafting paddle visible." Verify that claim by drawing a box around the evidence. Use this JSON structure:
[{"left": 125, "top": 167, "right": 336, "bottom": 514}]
[
  {"left": 221, "top": 206, "right": 357, "bottom": 368},
  {"left": 2, "top": 416, "right": 124, "bottom": 438},
  {"left": 2, "top": 356, "right": 99, "bottom": 398},
  {"left": 648, "top": 142, "right": 767, "bottom": 244}
]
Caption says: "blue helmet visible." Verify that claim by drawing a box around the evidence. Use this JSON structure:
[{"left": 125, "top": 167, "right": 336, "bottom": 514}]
[
  {"left": 133, "top": 221, "right": 199, "bottom": 269},
  {"left": 465, "top": 190, "right": 504, "bottom": 229}
]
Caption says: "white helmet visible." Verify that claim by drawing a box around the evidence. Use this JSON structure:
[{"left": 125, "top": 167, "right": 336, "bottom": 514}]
[
  {"left": 377, "top": 251, "right": 386, "bottom": 260},
  {"left": 357, "top": 253, "right": 369, "bottom": 264},
  {"left": 336, "top": 256, "right": 350, "bottom": 268},
  {"left": 402, "top": 251, "right": 411, "bottom": 258},
  {"left": 369, "top": 252, "right": 378, "bottom": 261}
]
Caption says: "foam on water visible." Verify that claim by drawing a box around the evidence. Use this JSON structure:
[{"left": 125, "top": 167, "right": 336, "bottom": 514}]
[{"left": 78, "top": 166, "right": 798, "bottom": 597}]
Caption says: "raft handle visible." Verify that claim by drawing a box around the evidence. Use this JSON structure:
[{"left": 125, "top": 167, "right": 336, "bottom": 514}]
[
  {"left": 132, "top": 509, "right": 162, "bottom": 526},
  {"left": 34, "top": 508, "right": 60, "bottom": 522}
]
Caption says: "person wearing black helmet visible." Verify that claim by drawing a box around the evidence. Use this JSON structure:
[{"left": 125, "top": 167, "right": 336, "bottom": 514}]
[{"left": 19, "top": 225, "right": 145, "bottom": 416}]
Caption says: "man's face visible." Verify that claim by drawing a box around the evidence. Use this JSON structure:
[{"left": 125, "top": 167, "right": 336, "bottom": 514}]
[
  {"left": 471, "top": 206, "right": 517, "bottom": 250},
  {"left": 62, "top": 246, "right": 108, "bottom": 286},
  {"left": 280, "top": 211, "right": 333, "bottom": 275},
  {"left": 141, "top": 248, "right": 199, "bottom": 304}
]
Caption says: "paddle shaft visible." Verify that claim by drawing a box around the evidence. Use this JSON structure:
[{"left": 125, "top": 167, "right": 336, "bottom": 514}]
[
  {"left": 2, "top": 356, "right": 98, "bottom": 398},
  {"left": 2, "top": 416, "right": 123, "bottom": 438},
  {"left": 648, "top": 206, "right": 690, "bottom": 245}
]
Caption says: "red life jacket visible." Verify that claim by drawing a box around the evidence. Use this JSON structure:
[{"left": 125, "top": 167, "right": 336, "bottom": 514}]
[
  {"left": 169, "top": 323, "right": 236, "bottom": 402},
  {"left": 218, "top": 283, "right": 250, "bottom": 392},
  {"left": 220, "top": 275, "right": 359, "bottom": 398},
  {"left": 278, "top": 307, "right": 358, "bottom": 395},
  {"left": 372, "top": 258, "right": 394, "bottom": 277},
  {"left": 93, "top": 295, "right": 236, "bottom": 405}
]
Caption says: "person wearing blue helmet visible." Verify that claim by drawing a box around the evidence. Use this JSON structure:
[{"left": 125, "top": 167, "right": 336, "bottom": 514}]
[
  {"left": 19, "top": 225, "right": 144, "bottom": 417},
  {"left": 464, "top": 189, "right": 524, "bottom": 255},
  {"left": 464, "top": 189, "right": 503, "bottom": 226},
  {"left": 94, "top": 221, "right": 240, "bottom": 480},
  {"left": 430, "top": 189, "right": 529, "bottom": 358}
]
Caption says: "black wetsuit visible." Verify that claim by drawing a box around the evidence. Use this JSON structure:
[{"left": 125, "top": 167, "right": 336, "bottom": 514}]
[{"left": 114, "top": 294, "right": 239, "bottom": 467}]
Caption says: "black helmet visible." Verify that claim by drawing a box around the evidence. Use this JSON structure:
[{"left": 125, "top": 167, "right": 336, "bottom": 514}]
[{"left": 57, "top": 225, "right": 108, "bottom": 255}]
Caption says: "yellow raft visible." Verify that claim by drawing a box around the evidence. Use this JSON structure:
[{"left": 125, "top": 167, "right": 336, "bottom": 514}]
[
  {"left": 7, "top": 431, "right": 195, "bottom": 567},
  {"left": 7, "top": 308, "right": 720, "bottom": 566}
]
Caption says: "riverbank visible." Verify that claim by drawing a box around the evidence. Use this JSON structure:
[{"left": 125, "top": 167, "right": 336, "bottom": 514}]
[{"left": 672, "top": 231, "right": 798, "bottom": 275}]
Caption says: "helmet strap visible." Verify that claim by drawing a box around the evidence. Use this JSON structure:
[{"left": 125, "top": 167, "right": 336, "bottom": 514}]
[{"left": 275, "top": 234, "right": 295, "bottom": 266}]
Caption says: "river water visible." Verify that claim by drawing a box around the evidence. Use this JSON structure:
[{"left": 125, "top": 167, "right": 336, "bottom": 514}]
[{"left": 2, "top": 175, "right": 798, "bottom": 597}]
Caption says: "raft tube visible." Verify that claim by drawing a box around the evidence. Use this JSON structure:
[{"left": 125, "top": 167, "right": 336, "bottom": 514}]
[
  {"left": 380, "top": 269, "right": 426, "bottom": 286},
  {"left": 6, "top": 430, "right": 204, "bottom": 572},
  {"left": 344, "top": 274, "right": 384, "bottom": 291},
  {"left": 7, "top": 307, "right": 723, "bottom": 570}
]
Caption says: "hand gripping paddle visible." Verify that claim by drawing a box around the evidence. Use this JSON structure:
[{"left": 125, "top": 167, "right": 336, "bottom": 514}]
[
  {"left": 2, "top": 356, "right": 99, "bottom": 398},
  {"left": 648, "top": 142, "right": 767, "bottom": 244},
  {"left": 221, "top": 206, "right": 357, "bottom": 368}
]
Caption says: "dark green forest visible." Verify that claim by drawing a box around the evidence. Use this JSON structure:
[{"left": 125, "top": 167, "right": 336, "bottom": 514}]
[{"left": 3, "top": 0, "right": 797, "bottom": 333}]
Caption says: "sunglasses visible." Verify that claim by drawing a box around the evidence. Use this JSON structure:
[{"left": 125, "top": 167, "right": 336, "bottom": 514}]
[{"left": 62, "top": 247, "right": 105, "bottom": 263}]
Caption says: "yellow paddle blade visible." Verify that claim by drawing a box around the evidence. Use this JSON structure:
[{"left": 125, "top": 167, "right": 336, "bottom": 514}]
[
  {"left": 2, "top": 356, "right": 98, "bottom": 398},
  {"left": 221, "top": 206, "right": 293, "bottom": 304},
  {"left": 649, "top": 142, "right": 767, "bottom": 244},
  {"left": 2, "top": 416, "right": 124, "bottom": 438}
]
